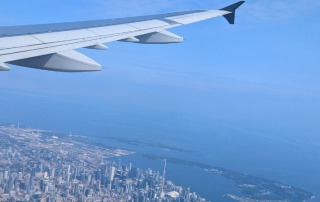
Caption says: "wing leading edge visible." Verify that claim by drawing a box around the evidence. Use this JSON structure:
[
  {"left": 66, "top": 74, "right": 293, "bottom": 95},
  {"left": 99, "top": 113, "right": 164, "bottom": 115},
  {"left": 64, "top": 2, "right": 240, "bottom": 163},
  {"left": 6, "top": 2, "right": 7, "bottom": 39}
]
[{"left": 0, "top": 1, "right": 244, "bottom": 72}]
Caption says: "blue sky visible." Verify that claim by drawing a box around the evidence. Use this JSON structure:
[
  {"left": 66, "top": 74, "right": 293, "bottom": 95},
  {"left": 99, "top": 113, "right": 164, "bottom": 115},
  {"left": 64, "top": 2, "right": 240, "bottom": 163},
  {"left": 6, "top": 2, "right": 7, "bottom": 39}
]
[
  {"left": 0, "top": 0, "right": 320, "bottom": 190},
  {"left": 0, "top": 0, "right": 319, "bottom": 130}
]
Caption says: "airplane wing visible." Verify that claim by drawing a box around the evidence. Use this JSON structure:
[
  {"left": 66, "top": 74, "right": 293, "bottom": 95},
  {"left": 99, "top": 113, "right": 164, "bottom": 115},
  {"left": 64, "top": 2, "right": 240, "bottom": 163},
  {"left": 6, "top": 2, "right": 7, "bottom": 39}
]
[{"left": 0, "top": 1, "right": 244, "bottom": 72}]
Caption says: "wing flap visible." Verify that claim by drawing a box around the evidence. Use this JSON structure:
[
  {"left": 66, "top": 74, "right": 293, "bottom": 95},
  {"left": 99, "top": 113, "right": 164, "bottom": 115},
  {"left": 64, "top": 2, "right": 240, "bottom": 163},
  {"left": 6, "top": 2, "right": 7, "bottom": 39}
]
[
  {"left": 88, "top": 24, "right": 137, "bottom": 36},
  {"left": 32, "top": 29, "right": 98, "bottom": 43},
  {"left": 128, "top": 20, "right": 169, "bottom": 29},
  {"left": 0, "top": 35, "right": 43, "bottom": 49}
]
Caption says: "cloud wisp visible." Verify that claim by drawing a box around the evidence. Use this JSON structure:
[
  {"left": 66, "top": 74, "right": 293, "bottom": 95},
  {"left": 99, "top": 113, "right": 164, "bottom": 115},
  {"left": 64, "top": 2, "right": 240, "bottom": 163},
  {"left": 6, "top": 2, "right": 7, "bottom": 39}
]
[{"left": 242, "top": 0, "right": 320, "bottom": 23}]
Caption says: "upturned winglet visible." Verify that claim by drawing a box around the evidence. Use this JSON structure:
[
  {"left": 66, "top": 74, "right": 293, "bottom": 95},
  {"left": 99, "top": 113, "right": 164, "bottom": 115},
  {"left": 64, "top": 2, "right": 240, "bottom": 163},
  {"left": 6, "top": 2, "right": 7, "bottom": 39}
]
[{"left": 220, "top": 1, "right": 245, "bottom": 24}]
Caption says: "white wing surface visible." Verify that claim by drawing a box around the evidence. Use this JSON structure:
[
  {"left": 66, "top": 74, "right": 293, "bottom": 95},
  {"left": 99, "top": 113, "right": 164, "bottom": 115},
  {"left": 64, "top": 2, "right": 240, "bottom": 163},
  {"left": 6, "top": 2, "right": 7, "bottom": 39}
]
[{"left": 0, "top": 1, "right": 244, "bottom": 72}]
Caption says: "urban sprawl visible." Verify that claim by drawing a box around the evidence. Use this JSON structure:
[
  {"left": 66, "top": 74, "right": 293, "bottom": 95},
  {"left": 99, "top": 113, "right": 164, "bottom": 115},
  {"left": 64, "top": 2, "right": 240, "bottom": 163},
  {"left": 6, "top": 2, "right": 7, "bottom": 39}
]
[{"left": 0, "top": 125, "right": 207, "bottom": 202}]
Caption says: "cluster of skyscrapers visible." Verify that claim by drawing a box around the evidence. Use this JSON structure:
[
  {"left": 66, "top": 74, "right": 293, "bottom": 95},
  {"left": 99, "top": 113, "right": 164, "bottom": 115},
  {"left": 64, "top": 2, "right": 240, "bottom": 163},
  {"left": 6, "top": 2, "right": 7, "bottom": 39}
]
[{"left": 0, "top": 125, "right": 207, "bottom": 201}]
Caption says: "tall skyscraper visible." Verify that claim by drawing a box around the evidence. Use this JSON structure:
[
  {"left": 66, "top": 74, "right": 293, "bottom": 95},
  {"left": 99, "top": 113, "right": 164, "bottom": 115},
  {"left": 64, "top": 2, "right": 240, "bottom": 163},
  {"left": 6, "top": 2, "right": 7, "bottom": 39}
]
[
  {"left": 109, "top": 167, "right": 116, "bottom": 181},
  {"left": 40, "top": 164, "right": 43, "bottom": 173},
  {"left": 4, "top": 170, "right": 9, "bottom": 180},
  {"left": 129, "top": 163, "right": 132, "bottom": 172},
  {"left": 0, "top": 171, "right": 3, "bottom": 182},
  {"left": 50, "top": 168, "right": 55, "bottom": 178},
  {"left": 160, "top": 159, "right": 167, "bottom": 198},
  {"left": 66, "top": 164, "right": 71, "bottom": 182},
  {"left": 67, "top": 165, "right": 71, "bottom": 175},
  {"left": 87, "top": 174, "right": 92, "bottom": 185},
  {"left": 18, "top": 172, "right": 23, "bottom": 180}
]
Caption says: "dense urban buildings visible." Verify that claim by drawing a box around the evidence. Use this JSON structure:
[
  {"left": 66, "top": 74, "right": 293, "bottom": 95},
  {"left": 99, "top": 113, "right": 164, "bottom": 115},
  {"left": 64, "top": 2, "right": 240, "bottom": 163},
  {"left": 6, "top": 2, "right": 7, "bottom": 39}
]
[{"left": 0, "top": 125, "right": 207, "bottom": 202}]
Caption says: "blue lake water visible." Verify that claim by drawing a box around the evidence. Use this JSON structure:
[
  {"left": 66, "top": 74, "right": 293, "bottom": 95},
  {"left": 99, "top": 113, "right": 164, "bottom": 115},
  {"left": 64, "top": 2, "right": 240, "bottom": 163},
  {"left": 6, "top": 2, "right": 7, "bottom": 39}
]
[{"left": 0, "top": 90, "right": 319, "bottom": 201}]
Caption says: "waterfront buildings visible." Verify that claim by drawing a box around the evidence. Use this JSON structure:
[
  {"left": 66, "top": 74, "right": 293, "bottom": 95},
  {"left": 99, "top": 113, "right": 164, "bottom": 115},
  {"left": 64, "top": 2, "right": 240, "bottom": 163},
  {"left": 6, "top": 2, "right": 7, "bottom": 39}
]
[{"left": 0, "top": 125, "right": 206, "bottom": 202}]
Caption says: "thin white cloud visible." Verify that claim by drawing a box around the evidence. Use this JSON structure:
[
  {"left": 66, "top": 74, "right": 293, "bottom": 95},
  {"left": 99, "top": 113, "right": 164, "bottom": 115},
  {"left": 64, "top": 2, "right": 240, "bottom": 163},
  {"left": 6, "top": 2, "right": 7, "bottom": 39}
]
[{"left": 242, "top": 0, "right": 320, "bottom": 23}]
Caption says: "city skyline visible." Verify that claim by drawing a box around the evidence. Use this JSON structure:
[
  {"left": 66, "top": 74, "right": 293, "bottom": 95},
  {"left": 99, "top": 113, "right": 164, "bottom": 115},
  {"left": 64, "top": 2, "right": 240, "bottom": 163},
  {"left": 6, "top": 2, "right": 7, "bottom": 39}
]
[{"left": 0, "top": 124, "right": 207, "bottom": 201}]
